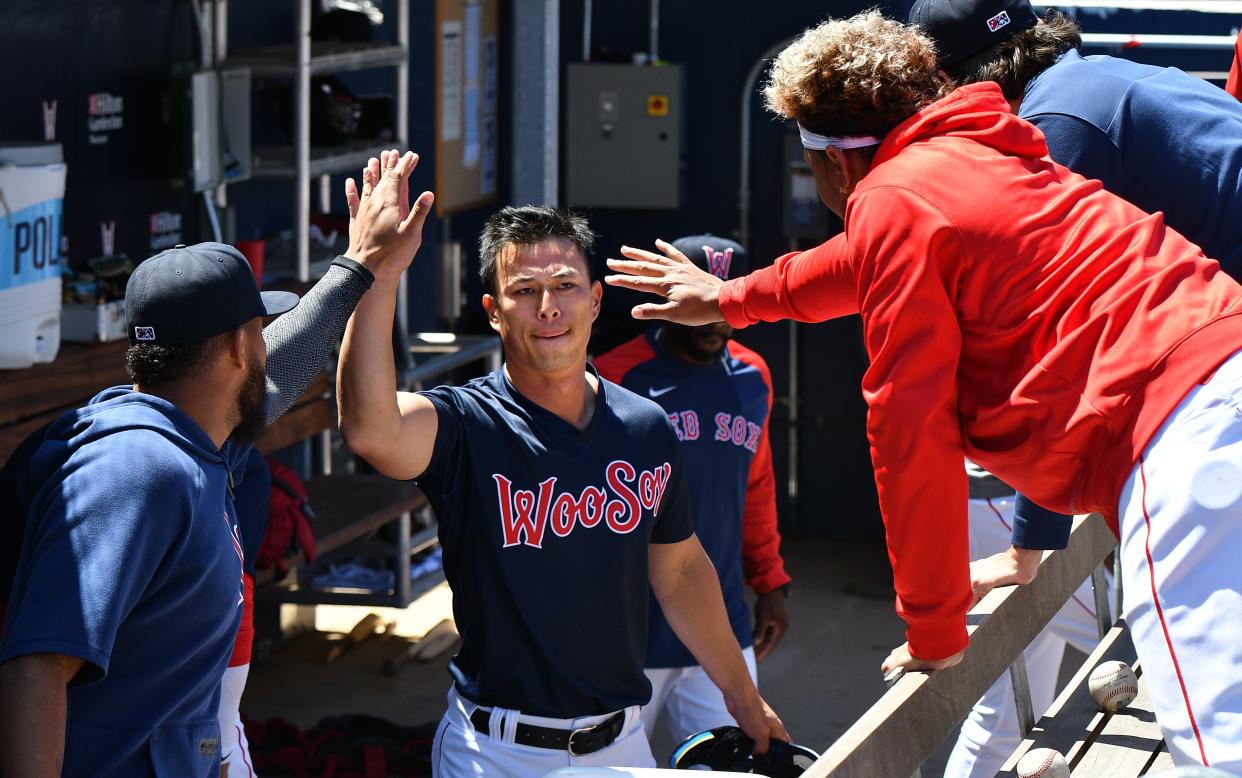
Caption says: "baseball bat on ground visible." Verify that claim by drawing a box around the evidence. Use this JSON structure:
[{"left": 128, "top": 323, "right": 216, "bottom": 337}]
[
  {"left": 327, "top": 613, "right": 396, "bottom": 663},
  {"left": 383, "top": 618, "right": 460, "bottom": 675},
  {"left": 413, "top": 618, "right": 460, "bottom": 661}
]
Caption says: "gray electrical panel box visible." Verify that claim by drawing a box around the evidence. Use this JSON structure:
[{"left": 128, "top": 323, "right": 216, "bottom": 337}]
[{"left": 565, "top": 64, "right": 682, "bottom": 209}]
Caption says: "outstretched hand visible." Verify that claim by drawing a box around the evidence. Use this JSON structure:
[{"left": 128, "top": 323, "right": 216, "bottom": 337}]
[
  {"left": 344, "top": 149, "right": 435, "bottom": 283},
  {"left": 605, "top": 240, "right": 728, "bottom": 325}
]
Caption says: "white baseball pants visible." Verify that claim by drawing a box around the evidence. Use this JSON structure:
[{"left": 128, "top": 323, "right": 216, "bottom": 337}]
[
  {"left": 640, "top": 646, "right": 759, "bottom": 748},
  {"left": 1116, "top": 350, "right": 1242, "bottom": 770},
  {"left": 944, "top": 497, "right": 1104, "bottom": 778},
  {"left": 431, "top": 686, "right": 654, "bottom": 777},
  {"left": 218, "top": 663, "right": 258, "bottom": 777}
]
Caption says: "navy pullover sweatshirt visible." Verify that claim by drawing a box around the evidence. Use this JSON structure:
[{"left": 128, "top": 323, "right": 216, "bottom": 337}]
[
  {"left": 0, "top": 387, "right": 247, "bottom": 776},
  {"left": 1024, "top": 50, "right": 1242, "bottom": 279}
]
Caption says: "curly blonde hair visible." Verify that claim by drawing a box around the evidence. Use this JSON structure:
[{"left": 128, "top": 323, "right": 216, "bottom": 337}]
[{"left": 763, "top": 10, "right": 948, "bottom": 138}]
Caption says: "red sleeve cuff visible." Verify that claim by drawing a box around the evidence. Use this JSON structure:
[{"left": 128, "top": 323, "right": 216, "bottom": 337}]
[
  {"left": 906, "top": 619, "right": 969, "bottom": 661},
  {"left": 719, "top": 278, "right": 753, "bottom": 329}
]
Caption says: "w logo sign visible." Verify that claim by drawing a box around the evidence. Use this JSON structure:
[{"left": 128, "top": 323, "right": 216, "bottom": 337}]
[
  {"left": 134, "top": 326, "right": 156, "bottom": 341},
  {"left": 100, "top": 220, "right": 117, "bottom": 256},
  {"left": 702, "top": 246, "right": 733, "bottom": 280},
  {"left": 41, "top": 99, "right": 58, "bottom": 141}
]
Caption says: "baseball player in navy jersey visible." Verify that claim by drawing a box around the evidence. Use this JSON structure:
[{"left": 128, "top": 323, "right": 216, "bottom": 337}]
[
  {"left": 336, "top": 194, "right": 786, "bottom": 777},
  {"left": 595, "top": 235, "right": 792, "bottom": 750}
]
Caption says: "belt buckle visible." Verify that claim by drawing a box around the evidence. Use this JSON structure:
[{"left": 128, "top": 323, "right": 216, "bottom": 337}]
[{"left": 567, "top": 723, "right": 598, "bottom": 756}]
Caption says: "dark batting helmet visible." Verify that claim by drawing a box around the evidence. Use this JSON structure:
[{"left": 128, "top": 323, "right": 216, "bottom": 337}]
[{"left": 670, "top": 726, "right": 819, "bottom": 777}]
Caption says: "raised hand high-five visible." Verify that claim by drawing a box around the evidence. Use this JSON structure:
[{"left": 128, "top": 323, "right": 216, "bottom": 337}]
[
  {"left": 605, "top": 239, "right": 728, "bottom": 326},
  {"left": 344, "top": 149, "right": 435, "bottom": 282}
]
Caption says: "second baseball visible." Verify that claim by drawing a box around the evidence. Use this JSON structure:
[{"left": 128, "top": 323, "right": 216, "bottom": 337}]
[
  {"left": 1088, "top": 660, "right": 1138, "bottom": 712},
  {"left": 1017, "top": 748, "right": 1071, "bottom": 778}
]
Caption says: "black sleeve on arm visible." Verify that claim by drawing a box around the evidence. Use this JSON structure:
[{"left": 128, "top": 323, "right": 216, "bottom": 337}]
[
  {"left": 1011, "top": 493, "right": 1073, "bottom": 550},
  {"left": 261, "top": 257, "right": 374, "bottom": 425}
]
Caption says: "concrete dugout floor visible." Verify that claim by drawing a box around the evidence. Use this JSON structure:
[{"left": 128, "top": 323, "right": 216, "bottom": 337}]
[{"left": 243, "top": 539, "right": 968, "bottom": 774}]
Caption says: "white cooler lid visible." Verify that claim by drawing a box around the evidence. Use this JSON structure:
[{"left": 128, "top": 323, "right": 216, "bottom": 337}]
[{"left": 0, "top": 142, "right": 64, "bottom": 166}]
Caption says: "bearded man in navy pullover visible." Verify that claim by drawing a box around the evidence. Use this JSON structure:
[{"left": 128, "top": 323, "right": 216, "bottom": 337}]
[{"left": 0, "top": 151, "right": 432, "bottom": 777}]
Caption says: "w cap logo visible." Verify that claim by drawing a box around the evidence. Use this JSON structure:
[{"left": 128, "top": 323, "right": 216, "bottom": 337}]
[
  {"left": 134, "top": 326, "right": 156, "bottom": 341},
  {"left": 986, "top": 10, "right": 1011, "bottom": 32},
  {"left": 703, "top": 246, "right": 733, "bottom": 280}
]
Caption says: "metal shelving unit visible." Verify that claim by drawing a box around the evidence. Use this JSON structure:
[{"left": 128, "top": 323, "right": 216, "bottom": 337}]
[
  {"left": 250, "top": 139, "right": 401, "bottom": 179},
  {"left": 228, "top": 40, "right": 407, "bottom": 76},
  {"left": 279, "top": 510, "right": 443, "bottom": 607},
  {"left": 217, "top": 0, "right": 410, "bottom": 306},
  {"left": 278, "top": 335, "right": 501, "bottom": 609},
  {"left": 208, "top": 1, "right": 427, "bottom": 615}
]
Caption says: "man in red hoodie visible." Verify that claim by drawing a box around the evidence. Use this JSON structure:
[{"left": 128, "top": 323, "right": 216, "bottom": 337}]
[{"left": 605, "top": 11, "right": 1242, "bottom": 769}]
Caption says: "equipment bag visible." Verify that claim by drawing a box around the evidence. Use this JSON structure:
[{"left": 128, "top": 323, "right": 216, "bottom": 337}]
[{"left": 256, "top": 457, "right": 318, "bottom": 574}]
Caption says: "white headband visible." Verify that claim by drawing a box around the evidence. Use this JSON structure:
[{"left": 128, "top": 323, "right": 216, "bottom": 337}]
[{"left": 798, "top": 123, "right": 881, "bottom": 151}]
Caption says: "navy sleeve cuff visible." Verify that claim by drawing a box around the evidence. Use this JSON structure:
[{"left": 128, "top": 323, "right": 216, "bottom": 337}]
[{"left": 1011, "top": 494, "right": 1073, "bottom": 550}]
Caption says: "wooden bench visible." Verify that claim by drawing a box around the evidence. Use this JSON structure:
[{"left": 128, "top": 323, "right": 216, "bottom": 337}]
[
  {"left": 804, "top": 514, "right": 1172, "bottom": 777},
  {"left": 0, "top": 341, "right": 130, "bottom": 457}
]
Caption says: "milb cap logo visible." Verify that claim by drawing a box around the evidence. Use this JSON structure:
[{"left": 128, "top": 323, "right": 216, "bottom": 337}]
[
  {"left": 134, "top": 326, "right": 156, "bottom": 341},
  {"left": 986, "top": 10, "right": 1012, "bottom": 32}
]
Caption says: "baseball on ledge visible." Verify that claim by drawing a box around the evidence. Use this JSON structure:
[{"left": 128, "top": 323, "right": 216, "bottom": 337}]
[
  {"left": 1016, "top": 747, "right": 1071, "bottom": 778},
  {"left": 1088, "top": 660, "right": 1139, "bottom": 712}
]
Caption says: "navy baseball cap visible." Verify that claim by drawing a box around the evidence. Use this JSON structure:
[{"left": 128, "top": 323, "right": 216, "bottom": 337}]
[
  {"left": 909, "top": 0, "right": 1039, "bottom": 68},
  {"left": 125, "top": 242, "right": 299, "bottom": 345},
  {"left": 672, "top": 235, "right": 749, "bottom": 282}
]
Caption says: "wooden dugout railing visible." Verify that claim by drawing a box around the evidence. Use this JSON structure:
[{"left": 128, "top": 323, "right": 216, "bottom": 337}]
[{"left": 805, "top": 514, "right": 1127, "bottom": 777}]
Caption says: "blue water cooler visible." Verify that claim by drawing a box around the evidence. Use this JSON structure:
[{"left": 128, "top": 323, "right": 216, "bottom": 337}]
[{"left": 0, "top": 143, "right": 66, "bottom": 369}]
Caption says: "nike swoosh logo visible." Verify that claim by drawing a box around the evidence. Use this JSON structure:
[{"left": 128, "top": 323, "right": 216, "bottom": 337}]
[{"left": 648, "top": 386, "right": 677, "bottom": 398}]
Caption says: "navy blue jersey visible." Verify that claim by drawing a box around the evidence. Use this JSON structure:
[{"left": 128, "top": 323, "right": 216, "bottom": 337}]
[
  {"left": 596, "top": 330, "right": 789, "bottom": 668},
  {"left": 416, "top": 367, "right": 694, "bottom": 717}
]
